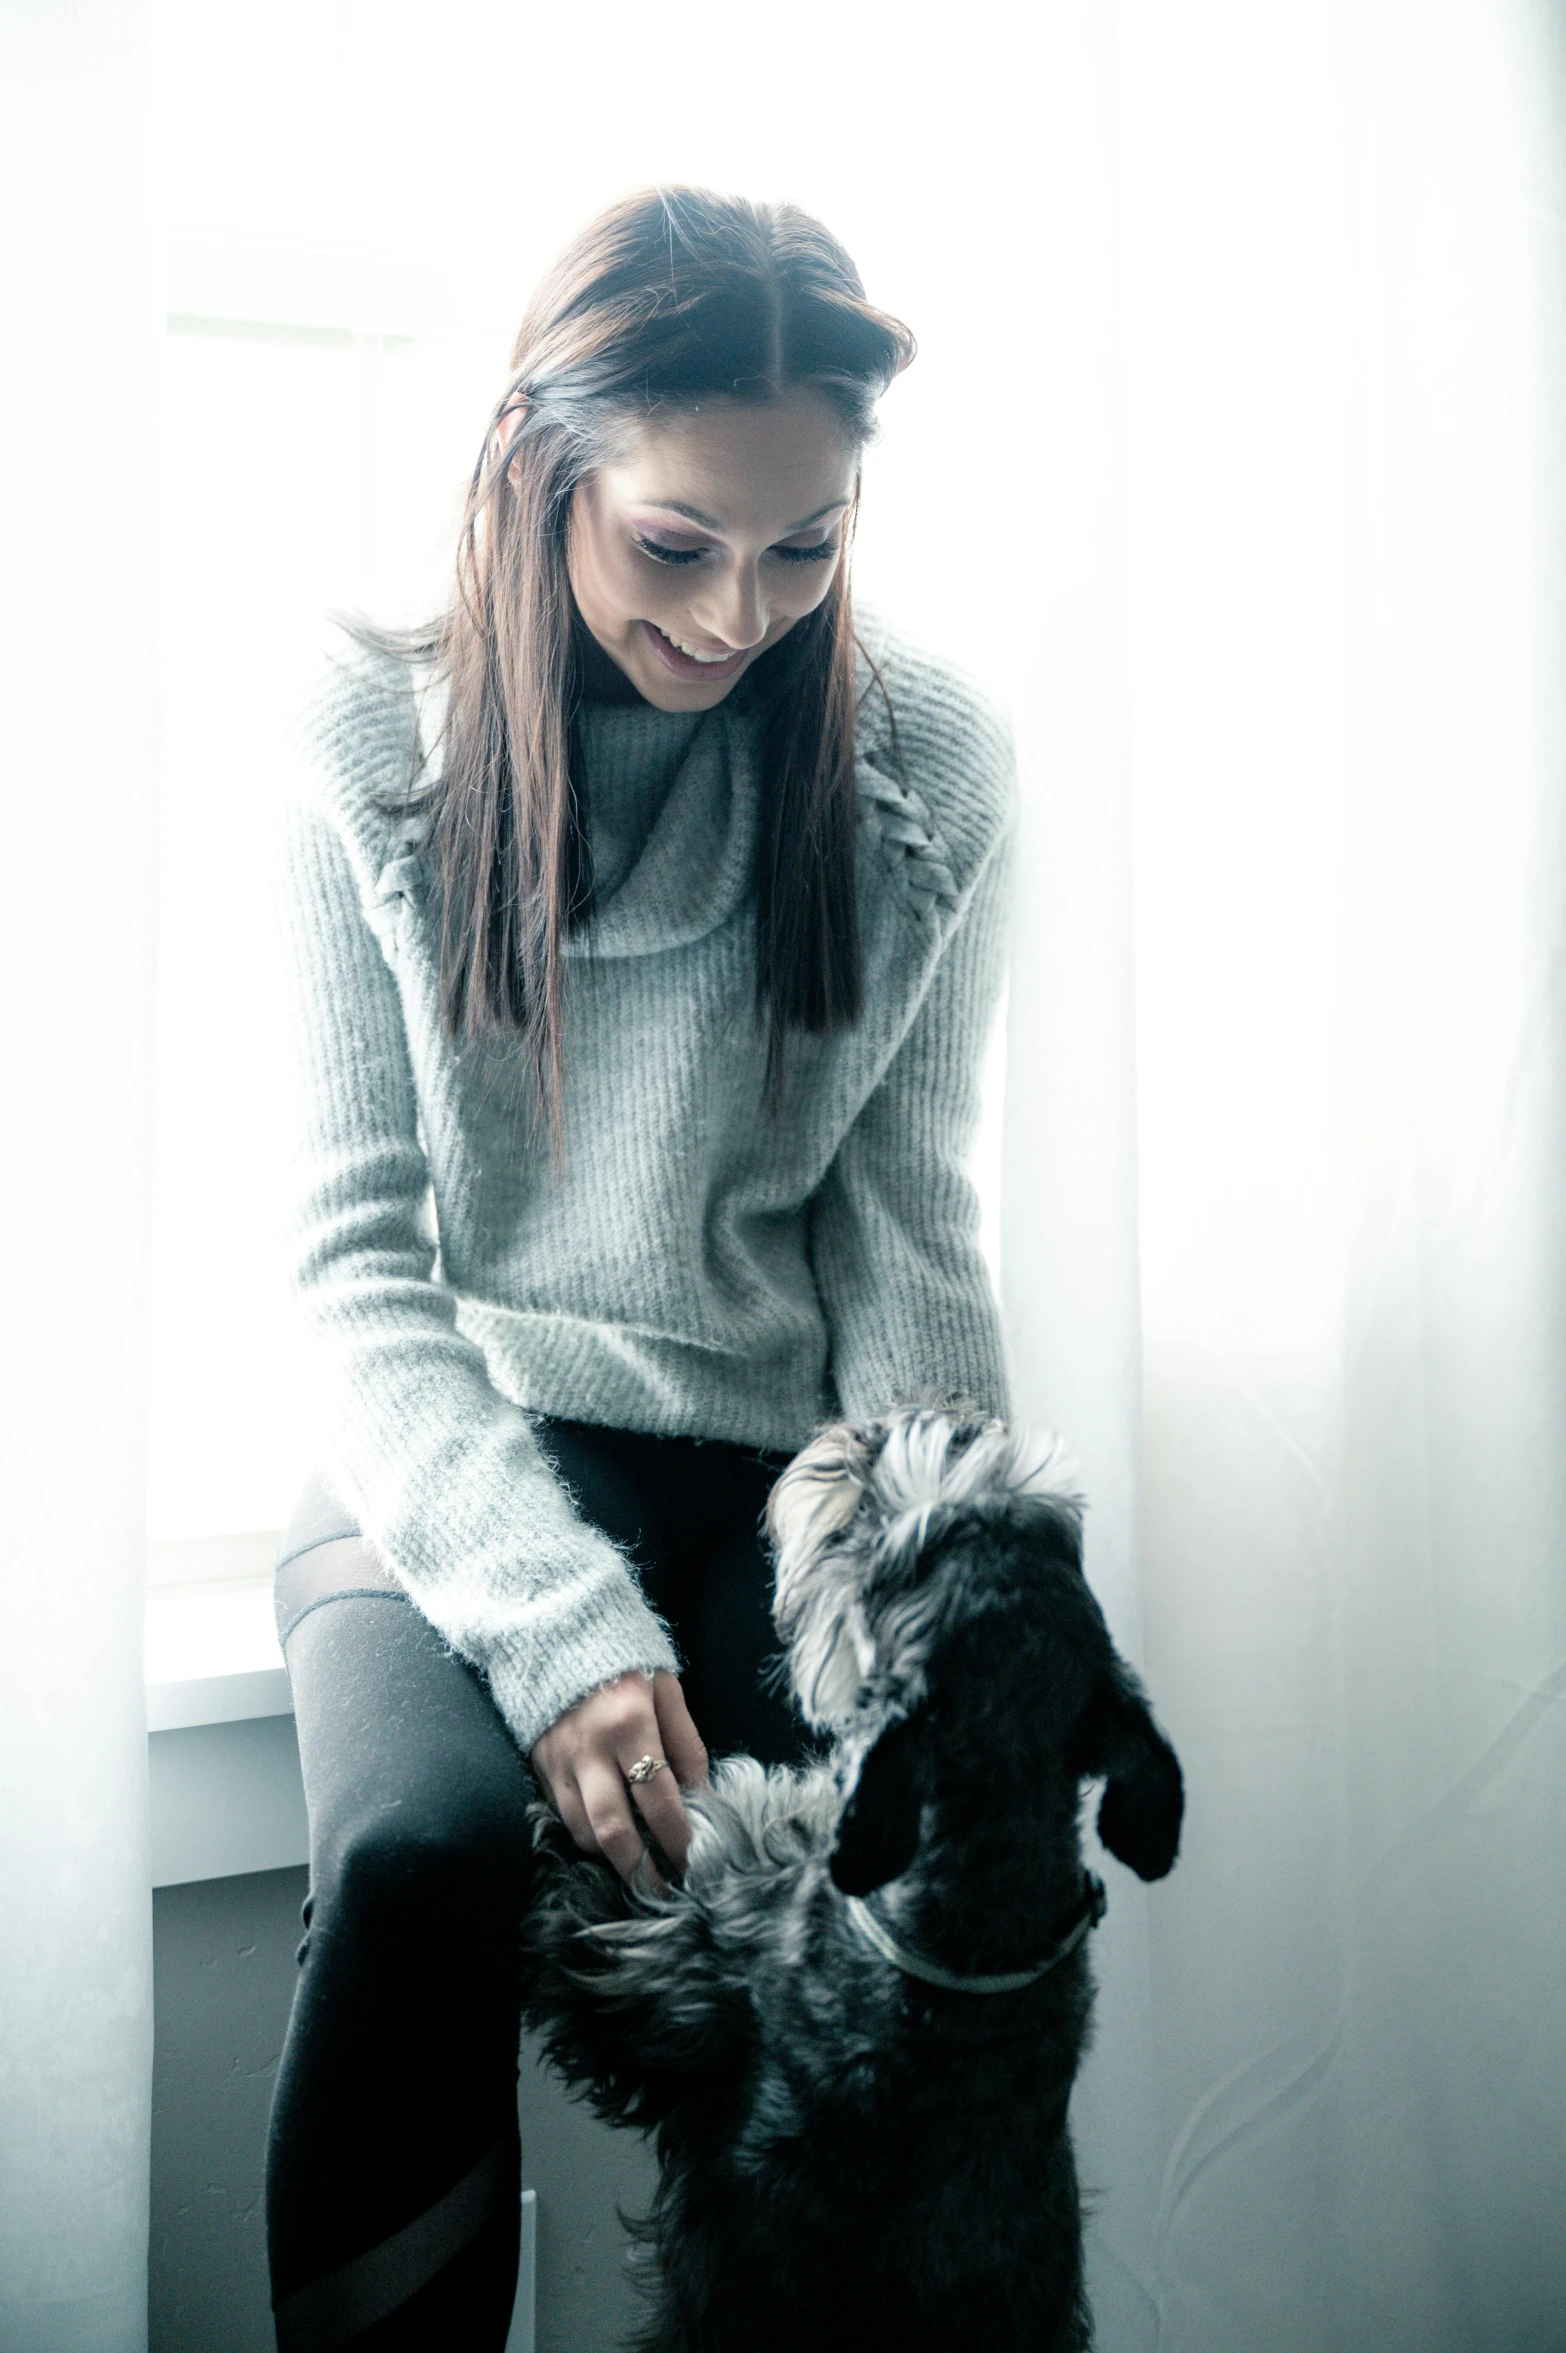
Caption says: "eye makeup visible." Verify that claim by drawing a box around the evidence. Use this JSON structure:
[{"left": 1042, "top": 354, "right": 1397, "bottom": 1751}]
[
  {"left": 632, "top": 531, "right": 840, "bottom": 568},
  {"left": 634, "top": 533, "right": 706, "bottom": 566}
]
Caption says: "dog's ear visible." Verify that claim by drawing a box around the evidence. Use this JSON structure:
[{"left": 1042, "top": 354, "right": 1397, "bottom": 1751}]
[
  {"left": 1081, "top": 1680, "right": 1184, "bottom": 1882},
  {"left": 829, "top": 1714, "right": 924, "bottom": 1897},
  {"left": 769, "top": 1423, "right": 879, "bottom": 1728}
]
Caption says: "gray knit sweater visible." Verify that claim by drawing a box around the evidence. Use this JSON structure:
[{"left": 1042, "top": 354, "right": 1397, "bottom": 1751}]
[{"left": 277, "top": 616, "right": 1014, "bottom": 1754}]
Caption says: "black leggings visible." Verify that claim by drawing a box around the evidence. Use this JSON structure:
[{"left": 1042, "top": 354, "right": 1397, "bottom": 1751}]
[{"left": 264, "top": 1419, "right": 801, "bottom": 2352}]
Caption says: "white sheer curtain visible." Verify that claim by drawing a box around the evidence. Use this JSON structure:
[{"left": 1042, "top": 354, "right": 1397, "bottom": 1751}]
[
  {"left": 0, "top": 3, "right": 159, "bottom": 2348},
  {"left": 1007, "top": 3, "right": 1566, "bottom": 2346}
]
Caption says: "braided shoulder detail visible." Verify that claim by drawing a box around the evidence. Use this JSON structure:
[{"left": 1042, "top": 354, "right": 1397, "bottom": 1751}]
[
  {"left": 858, "top": 761, "right": 961, "bottom": 930},
  {"left": 366, "top": 816, "right": 431, "bottom": 956},
  {"left": 304, "top": 654, "right": 434, "bottom": 956}
]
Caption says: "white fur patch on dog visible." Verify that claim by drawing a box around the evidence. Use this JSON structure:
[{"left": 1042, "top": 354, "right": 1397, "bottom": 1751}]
[
  {"left": 770, "top": 1408, "right": 1083, "bottom": 1729},
  {"left": 870, "top": 1414, "right": 1082, "bottom": 1569},
  {"left": 683, "top": 1758, "right": 842, "bottom": 1892},
  {"left": 768, "top": 1423, "right": 879, "bottom": 1726}
]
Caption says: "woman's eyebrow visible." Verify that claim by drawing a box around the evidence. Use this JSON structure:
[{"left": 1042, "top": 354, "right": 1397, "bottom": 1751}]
[
  {"left": 641, "top": 496, "right": 853, "bottom": 534},
  {"left": 782, "top": 498, "right": 853, "bottom": 532}
]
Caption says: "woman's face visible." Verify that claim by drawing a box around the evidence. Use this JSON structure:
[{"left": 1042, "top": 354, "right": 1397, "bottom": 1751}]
[{"left": 566, "top": 387, "right": 860, "bottom": 711}]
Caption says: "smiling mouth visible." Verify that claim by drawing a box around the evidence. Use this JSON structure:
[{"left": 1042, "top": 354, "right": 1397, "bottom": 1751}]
[
  {"left": 664, "top": 627, "right": 732, "bottom": 663},
  {"left": 642, "top": 621, "right": 749, "bottom": 681}
]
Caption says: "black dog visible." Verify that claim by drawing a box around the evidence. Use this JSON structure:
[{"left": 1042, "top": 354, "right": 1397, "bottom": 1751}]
[{"left": 524, "top": 1407, "right": 1184, "bottom": 2352}]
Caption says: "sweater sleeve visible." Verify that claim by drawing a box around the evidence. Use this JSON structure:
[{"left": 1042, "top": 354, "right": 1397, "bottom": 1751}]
[
  {"left": 808, "top": 815, "right": 1014, "bottom": 1423},
  {"left": 274, "top": 793, "right": 678, "bottom": 1755}
]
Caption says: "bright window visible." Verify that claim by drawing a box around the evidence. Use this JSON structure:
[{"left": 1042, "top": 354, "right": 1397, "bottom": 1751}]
[{"left": 149, "top": 295, "right": 513, "bottom": 1548}]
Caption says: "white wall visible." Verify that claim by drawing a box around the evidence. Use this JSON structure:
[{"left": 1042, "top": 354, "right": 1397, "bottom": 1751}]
[{"left": 0, "top": 3, "right": 161, "bottom": 2346}]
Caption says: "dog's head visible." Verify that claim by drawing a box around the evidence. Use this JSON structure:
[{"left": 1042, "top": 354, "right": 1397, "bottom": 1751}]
[{"left": 770, "top": 1407, "right": 1184, "bottom": 1898}]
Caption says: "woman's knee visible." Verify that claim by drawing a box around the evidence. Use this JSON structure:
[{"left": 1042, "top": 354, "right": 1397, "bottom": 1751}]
[
  {"left": 309, "top": 1778, "right": 533, "bottom": 1942},
  {"left": 275, "top": 1473, "right": 363, "bottom": 1571}
]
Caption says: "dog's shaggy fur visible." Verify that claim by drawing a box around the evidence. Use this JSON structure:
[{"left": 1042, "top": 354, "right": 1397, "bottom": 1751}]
[{"left": 523, "top": 1408, "right": 1184, "bottom": 2353}]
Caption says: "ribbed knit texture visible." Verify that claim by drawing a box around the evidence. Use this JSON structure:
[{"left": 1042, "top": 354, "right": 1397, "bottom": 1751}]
[
  {"left": 275, "top": 616, "right": 1015, "bottom": 1754},
  {"left": 580, "top": 703, "right": 702, "bottom": 901}
]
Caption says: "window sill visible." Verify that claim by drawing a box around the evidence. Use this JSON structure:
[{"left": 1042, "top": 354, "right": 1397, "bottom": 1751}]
[
  {"left": 145, "top": 1572, "right": 292, "bottom": 1732},
  {"left": 145, "top": 1574, "right": 305, "bottom": 1889}
]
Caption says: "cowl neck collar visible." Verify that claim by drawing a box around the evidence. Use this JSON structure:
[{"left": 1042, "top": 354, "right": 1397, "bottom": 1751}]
[{"left": 569, "top": 699, "right": 758, "bottom": 958}]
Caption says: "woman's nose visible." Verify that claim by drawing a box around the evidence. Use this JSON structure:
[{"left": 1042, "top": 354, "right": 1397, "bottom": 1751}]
[{"left": 695, "top": 565, "right": 768, "bottom": 650}]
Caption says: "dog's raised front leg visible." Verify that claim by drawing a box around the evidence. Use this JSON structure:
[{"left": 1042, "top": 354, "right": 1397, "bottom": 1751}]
[{"left": 522, "top": 1818, "right": 749, "bottom": 2131}]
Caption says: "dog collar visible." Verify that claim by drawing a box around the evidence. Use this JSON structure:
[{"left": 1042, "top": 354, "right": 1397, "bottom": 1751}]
[{"left": 843, "top": 1872, "right": 1107, "bottom": 1995}]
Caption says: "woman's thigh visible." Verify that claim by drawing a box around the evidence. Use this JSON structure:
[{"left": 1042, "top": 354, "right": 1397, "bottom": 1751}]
[{"left": 275, "top": 1484, "right": 537, "bottom": 1930}]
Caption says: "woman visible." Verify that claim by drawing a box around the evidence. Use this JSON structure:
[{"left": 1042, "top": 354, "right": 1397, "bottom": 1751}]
[{"left": 266, "top": 185, "right": 1015, "bottom": 2350}]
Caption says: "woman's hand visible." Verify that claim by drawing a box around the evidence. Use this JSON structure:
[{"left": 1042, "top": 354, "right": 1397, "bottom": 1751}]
[{"left": 530, "top": 1668, "right": 708, "bottom": 1883}]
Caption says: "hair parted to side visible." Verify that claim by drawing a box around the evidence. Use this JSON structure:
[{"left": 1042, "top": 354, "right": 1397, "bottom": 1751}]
[{"left": 369, "top": 185, "right": 914, "bottom": 1133}]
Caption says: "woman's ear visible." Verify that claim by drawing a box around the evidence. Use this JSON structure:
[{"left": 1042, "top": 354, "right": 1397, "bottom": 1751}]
[
  {"left": 1082, "top": 1681, "right": 1184, "bottom": 1882},
  {"left": 829, "top": 1714, "right": 924, "bottom": 1898},
  {"left": 493, "top": 393, "right": 530, "bottom": 489}
]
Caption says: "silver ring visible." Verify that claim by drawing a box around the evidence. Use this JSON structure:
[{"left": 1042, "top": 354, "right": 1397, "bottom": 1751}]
[{"left": 625, "top": 1753, "right": 668, "bottom": 1787}]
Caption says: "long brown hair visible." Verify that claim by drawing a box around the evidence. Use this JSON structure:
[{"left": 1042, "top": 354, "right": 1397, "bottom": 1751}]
[{"left": 374, "top": 186, "right": 913, "bottom": 1123}]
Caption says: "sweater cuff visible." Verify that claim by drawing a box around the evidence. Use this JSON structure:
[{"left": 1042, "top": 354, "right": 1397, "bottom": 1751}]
[{"left": 481, "top": 1560, "right": 681, "bottom": 1756}]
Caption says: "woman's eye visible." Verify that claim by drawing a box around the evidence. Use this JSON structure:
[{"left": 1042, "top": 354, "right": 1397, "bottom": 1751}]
[
  {"left": 633, "top": 533, "right": 838, "bottom": 567},
  {"left": 634, "top": 535, "right": 705, "bottom": 567}
]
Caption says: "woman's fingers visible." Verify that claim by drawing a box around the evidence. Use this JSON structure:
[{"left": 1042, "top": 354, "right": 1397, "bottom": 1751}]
[
  {"left": 531, "top": 1672, "right": 649, "bottom": 1831},
  {"left": 622, "top": 1671, "right": 704, "bottom": 1874},
  {"left": 624, "top": 1750, "right": 693, "bottom": 1875},
  {"left": 548, "top": 1778, "right": 595, "bottom": 1856},
  {"left": 576, "top": 1759, "right": 650, "bottom": 1884},
  {"left": 652, "top": 1669, "right": 709, "bottom": 1788},
  {"left": 529, "top": 1669, "right": 711, "bottom": 1882}
]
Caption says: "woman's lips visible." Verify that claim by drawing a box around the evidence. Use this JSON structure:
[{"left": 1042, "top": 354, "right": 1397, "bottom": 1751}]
[{"left": 641, "top": 620, "right": 748, "bottom": 684}]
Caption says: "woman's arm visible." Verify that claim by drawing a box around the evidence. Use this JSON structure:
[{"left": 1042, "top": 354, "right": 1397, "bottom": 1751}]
[
  {"left": 276, "top": 795, "right": 688, "bottom": 1844},
  {"left": 809, "top": 820, "right": 1014, "bottom": 1423}
]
